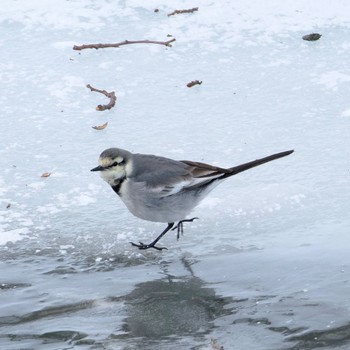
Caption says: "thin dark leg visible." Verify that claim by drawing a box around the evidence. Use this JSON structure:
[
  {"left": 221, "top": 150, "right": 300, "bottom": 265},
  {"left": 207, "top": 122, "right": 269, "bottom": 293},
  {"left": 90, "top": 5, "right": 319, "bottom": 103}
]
[
  {"left": 130, "top": 223, "right": 174, "bottom": 251},
  {"left": 172, "top": 217, "right": 199, "bottom": 240}
]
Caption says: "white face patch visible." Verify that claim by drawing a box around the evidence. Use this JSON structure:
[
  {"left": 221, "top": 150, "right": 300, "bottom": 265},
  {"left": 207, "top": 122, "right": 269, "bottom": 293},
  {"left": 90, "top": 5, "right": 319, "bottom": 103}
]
[
  {"left": 98, "top": 156, "right": 126, "bottom": 186},
  {"left": 100, "top": 166, "right": 126, "bottom": 186}
]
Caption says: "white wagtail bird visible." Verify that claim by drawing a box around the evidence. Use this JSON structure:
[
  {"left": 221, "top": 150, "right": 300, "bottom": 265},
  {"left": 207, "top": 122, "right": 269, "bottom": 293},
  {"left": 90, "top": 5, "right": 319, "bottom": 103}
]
[{"left": 91, "top": 148, "right": 294, "bottom": 250}]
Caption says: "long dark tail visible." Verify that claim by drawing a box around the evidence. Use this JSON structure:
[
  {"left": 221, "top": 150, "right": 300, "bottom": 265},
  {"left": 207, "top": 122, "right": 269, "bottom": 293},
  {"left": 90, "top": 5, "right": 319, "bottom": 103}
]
[{"left": 222, "top": 150, "right": 294, "bottom": 179}]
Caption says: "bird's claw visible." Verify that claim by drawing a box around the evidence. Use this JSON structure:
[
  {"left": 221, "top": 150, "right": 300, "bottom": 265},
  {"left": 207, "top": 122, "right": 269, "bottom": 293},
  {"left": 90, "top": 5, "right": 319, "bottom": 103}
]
[
  {"left": 172, "top": 217, "right": 199, "bottom": 240},
  {"left": 130, "top": 241, "right": 167, "bottom": 251}
]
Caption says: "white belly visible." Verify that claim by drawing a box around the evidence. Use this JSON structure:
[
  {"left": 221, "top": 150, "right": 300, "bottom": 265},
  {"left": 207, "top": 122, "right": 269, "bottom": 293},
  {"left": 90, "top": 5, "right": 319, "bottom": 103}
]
[
  {"left": 117, "top": 180, "right": 197, "bottom": 223},
  {"left": 117, "top": 178, "right": 220, "bottom": 223}
]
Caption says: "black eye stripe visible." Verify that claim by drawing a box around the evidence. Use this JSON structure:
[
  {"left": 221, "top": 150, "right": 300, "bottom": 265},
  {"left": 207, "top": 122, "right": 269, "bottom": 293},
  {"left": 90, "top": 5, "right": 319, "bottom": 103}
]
[{"left": 107, "top": 160, "right": 124, "bottom": 168}]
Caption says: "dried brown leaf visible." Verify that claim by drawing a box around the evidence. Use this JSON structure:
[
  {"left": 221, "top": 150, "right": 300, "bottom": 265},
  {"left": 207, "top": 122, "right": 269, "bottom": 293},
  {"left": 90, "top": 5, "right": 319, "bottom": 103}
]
[
  {"left": 41, "top": 172, "right": 51, "bottom": 178},
  {"left": 92, "top": 122, "right": 108, "bottom": 130}
]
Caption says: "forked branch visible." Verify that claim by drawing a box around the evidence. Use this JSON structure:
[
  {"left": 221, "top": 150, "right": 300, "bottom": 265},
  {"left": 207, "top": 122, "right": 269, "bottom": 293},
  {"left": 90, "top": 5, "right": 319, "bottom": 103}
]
[
  {"left": 73, "top": 38, "right": 176, "bottom": 51},
  {"left": 86, "top": 84, "right": 117, "bottom": 111}
]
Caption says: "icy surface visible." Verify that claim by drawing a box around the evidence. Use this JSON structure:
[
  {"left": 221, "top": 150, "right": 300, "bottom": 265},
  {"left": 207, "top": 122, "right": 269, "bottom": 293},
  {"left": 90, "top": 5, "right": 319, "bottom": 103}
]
[{"left": 1, "top": 0, "right": 350, "bottom": 349}]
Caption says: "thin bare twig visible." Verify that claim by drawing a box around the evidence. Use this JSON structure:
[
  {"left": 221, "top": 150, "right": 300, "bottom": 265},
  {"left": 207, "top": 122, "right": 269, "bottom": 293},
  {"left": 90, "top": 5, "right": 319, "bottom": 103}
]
[
  {"left": 168, "top": 7, "right": 198, "bottom": 16},
  {"left": 73, "top": 39, "right": 176, "bottom": 51},
  {"left": 187, "top": 80, "right": 202, "bottom": 88},
  {"left": 86, "top": 84, "right": 117, "bottom": 111}
]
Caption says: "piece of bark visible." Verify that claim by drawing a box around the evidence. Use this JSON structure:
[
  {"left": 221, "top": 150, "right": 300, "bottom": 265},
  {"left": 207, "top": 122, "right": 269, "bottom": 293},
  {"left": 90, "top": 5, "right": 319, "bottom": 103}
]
[
  {"left": 187, "top": 80, "right": 202, "bottom": 88},
  {"left": 302, "top": 33, "right": 322, "bottom": 41}
]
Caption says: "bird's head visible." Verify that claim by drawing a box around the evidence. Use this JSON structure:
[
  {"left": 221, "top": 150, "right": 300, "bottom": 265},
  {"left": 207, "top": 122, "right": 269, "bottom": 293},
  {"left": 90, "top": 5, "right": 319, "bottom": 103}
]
[{"left": 91, "top": 148, "right": 132, "bottom": 186}]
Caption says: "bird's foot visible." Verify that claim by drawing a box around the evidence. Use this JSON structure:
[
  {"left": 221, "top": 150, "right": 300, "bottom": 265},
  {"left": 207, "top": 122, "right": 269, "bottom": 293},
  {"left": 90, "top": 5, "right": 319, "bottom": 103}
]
[
  {"left": 172, "top": 217, "right": 199, "bottom": 240},
  {"left": 130, "top": 241, "right": 168, "bottom": 251},
  {"left": 130, "top": 223, "right": 174, "bottom": 251}
]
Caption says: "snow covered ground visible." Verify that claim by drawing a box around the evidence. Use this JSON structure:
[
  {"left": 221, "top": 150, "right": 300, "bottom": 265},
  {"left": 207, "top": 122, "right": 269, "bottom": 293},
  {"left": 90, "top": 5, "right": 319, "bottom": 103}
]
[{"left": 1, "top": 1, "right": 350, "bottom": 349}]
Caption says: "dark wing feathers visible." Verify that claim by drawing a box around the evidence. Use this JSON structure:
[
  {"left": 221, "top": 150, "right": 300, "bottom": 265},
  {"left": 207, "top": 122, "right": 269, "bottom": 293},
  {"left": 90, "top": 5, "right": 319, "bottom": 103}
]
[{"left": 184, "top": 150, "right": 294, "bottom": 180}]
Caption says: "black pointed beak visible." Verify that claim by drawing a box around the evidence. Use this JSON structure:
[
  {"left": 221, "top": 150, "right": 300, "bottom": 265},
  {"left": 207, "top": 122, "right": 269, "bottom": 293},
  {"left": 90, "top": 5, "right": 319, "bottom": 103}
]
[{"left": 91, "top": 165, "right": 104, "bottom": 172}]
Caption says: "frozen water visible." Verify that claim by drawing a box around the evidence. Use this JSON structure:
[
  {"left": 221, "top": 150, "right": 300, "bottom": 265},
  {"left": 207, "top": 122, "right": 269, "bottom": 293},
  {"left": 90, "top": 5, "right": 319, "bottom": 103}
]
[{"left": 1, "top": 0, "right": 350, "bottom": 349}]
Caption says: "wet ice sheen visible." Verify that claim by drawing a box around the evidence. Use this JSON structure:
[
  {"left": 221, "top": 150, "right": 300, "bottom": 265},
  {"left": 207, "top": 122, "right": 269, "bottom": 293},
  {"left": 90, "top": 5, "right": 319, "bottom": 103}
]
[{"left": 1, "top": 0, "right": 350, "bottom": 349}]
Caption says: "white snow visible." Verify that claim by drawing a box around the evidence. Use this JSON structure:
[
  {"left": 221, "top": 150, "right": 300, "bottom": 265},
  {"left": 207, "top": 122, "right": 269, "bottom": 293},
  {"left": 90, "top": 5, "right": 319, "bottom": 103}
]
[
  {"left": 0, "top": 0, "right": 349, "bottom": 254},
  {"left": 0, "top": 227, "right": 29, "bottom": 245},
  {"left": 341, "top": 109, "right": 350, "bottom": 117},
  {"left": 313, "top": 70, "right": 350, "bottom": 91}
]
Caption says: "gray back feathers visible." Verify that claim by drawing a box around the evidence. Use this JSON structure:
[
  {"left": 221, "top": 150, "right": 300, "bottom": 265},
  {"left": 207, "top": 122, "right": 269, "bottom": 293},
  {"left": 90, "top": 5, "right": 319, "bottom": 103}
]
[{"left": 130, "top": 153, "right": 190, "bottom": 187}]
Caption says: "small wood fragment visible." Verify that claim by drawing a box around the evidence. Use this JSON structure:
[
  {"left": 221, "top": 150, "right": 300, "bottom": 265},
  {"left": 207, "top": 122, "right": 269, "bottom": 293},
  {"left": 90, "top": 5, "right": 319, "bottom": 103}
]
[
  {"left": 168, "top": 7, "right": 198, "bottom": 16},
  {"left": 92, "top": 122, "right": 108, "bottom": 130},
  {"left": 187, "top": 80, "right": 202, "bottom": 88},
  {"left": 302, "top": 33, "right": 322, "bottom": 41}
]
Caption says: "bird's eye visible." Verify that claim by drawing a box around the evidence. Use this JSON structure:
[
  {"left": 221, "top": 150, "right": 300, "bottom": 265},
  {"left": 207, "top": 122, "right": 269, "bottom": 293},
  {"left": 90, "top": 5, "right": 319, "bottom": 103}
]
[{"left": 108, "top": 160, "right": 124, "bottom": 168}]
